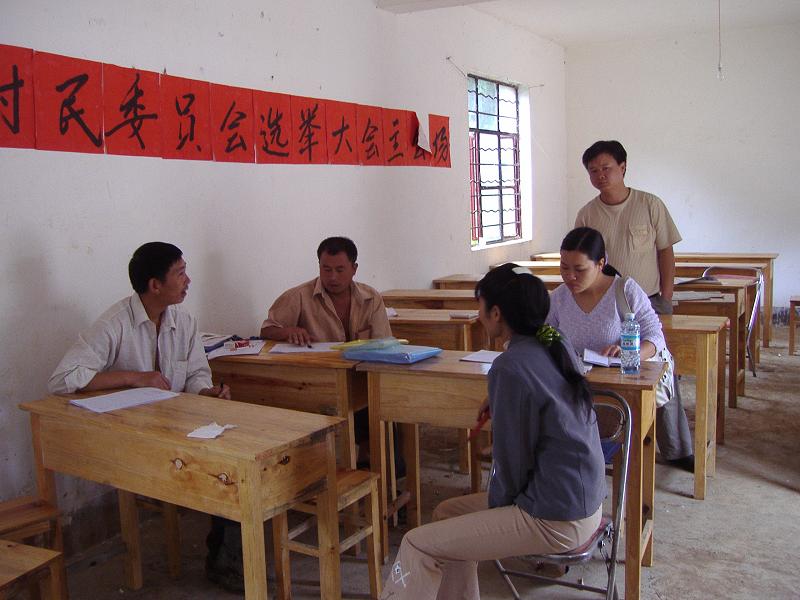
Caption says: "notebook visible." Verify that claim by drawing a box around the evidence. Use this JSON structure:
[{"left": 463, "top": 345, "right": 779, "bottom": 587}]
[{"left": 343, "top": 344, "right": 442, "bottom": 364}]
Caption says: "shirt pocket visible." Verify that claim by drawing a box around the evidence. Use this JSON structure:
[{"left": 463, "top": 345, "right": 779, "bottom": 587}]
[
  {"left": 165, "top": 360, "right": 188, "bottom": 392},
  {"left": 627, "top": 223, "right": 655, "bottom": 253}
]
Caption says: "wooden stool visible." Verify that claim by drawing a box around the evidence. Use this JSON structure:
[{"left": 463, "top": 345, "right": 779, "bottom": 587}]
[
  {"left": 0, "top": 498, "right": 62, "bottom": 552},
  {"left": 272, "top": 469, "right": 382, "bottom": 600},
  {"left": 0, "top": 538, "right": 67, "bottom": 600},
  {"left": 790, "top": 296, "right": 800, "bottom": 355}
]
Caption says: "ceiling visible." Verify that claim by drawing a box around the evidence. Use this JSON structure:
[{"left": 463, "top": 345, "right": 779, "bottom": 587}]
[{"left": 376, "top": 0, "right": 800, "bottom": 46}]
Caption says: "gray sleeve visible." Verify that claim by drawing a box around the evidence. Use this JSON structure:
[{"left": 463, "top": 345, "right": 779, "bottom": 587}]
[
  {"left": 487, "top": 365, "right": 538, "bottom": 508},
  {"left": 183, "top": 315, "right": 213, "bottom": 394}
]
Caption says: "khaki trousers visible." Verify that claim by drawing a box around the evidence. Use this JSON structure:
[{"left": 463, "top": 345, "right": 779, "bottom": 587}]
[{"left": 380, "top": 492, "right": 602, "bottom": 600}]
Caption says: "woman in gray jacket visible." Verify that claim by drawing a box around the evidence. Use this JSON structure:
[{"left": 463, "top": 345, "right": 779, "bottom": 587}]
[{"left": 380, "top": 263, "right": 606, "bottom": 600}]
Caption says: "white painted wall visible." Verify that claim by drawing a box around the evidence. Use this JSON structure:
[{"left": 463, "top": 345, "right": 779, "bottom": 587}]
[
  {"left": 0, "top": 1, "right": 567, "bottom": 508},
  {"left": 565, "top": 22, "right": 800, "bottom": 306}
]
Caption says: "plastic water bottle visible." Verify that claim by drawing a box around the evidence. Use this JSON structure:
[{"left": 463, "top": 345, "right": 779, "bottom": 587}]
[{"left": 620, "top": 312, "right": 640, "bottom": 375}]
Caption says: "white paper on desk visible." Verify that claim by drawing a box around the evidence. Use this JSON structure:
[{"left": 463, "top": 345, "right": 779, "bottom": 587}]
[
  {"left": 460, "top": 350, "right": 502, "bottom": 364},
  {"left": 449, "top": 310, "right": 478, "bottom": 319},
  {"left": 207, "top": 339, "right": 266, "bottom": 360},
  {"left": 187, "top": 422, "right": 237, "bottom": 439},
  {"left": 672, "top": 291, "right": 725, "bottom": 302},
  {"left": 386, "top": 307, "right": 398, "bottom": 317},
  {"left": 268, "top": 342, "right": 340, "bottom": 354},
  {"left": 583, "top": 348, "right": 621, "bottom": 367},
  {"left": 69, "top": 388, "right": 177, "bottom": 413}
]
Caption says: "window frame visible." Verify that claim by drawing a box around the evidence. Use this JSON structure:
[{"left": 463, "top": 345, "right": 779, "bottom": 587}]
[{"left": 468, "top": 75, "right": 522, "bottom": 246}]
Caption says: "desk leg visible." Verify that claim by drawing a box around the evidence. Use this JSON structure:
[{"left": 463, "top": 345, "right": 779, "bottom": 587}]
[
  {"left": 30, "top": 415, "right": 64, "bottom": 552},
  {"left": 736, "top": 308, "right": 746, "bottom": 398},
  {"left": 117, "top": 490, "right": 143, "bottom": 590},
  {"left": 368, "top": 374, "right": 390, "bottom": 562},
  {"left": 763, "top": 263, "right": 773, "bottom": 347},
  {"left": 717, "top": 328, "right": 726, "bottom": 445},
  {"left": 728, "top": 310, "right": 740, "bottom": 409},
  {"left": 317, "top": 432, "right": 342, "bottom": 600},
  {"left": 400, "top": 423, "right": 421, "bottom": 529},
  {"left": 693, "top": 335, "right": 715, "bottom": 500},
  {"left": 240, "top": 464, "right": 268, "bottom": 600}
]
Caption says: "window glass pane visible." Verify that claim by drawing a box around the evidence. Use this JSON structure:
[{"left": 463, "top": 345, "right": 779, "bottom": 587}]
[
  {"left": 468, "top": 76, "right": 477, "bottom": 93},
  {"left": 478, "top": 113, "right": 498, "bottom": 131},
  {"left": 498, "top": 85, "right": 517, "bottom": 116},
  {"left": 468, "top": 112, "right": 477, "bottom": 128},
  {"left": 499, "top": 141, "right": 516, "bottom": 165},
  {"left": 503, "top": 222, "right": 519, "bottom": 238},
  {"left": 468, "top": 90, "right": 477, "bottom": 112},
  {"left": 483, "top": 224, "right": 501, "bottom": 242},
  {"left": 477, "top": 79, "right": 498, "bottom": 115},
  {"left": 499, "top": 116, "right": 517, "bottom": 134},
  {"left": 500, "top": 166, "right": 517, "bottom": 186},
  {"left": 480, "top": 164, "right": 499, "bottom": 186},
  {"left": 481, "top": 193, "right": 499, "bottom": 214}
]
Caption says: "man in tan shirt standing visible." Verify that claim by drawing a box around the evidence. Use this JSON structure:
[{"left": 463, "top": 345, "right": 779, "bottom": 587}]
[
  {"left": 261, "top": 236, "right": 392, "bottom": 344},
  {"left": 575, "top": 140, "right": 694, "bottom": 473}
]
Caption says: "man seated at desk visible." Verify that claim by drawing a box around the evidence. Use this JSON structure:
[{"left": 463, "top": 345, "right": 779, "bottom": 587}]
[
  {"left": 48, "top": 242, "right": 235, "bottom": 589},
  {"left": 260, "top": 235, "right": 392, "bottom": 344},
  {"left": 261, "top": 236, "right": 393, "bottom": 467}
]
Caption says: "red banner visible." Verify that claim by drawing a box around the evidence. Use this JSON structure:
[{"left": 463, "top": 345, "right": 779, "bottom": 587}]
[
  {"left": 253, "top": 90, "right": 293, "bottom": 164},
  {"left": 325, "top": 100, "right": 357, "bottom": 165},
  {"left": 0, "top": 45, "right": 35, "bottom": 148},
  {"left": 289, "top": 95, "right": 328, "bottom": 164},
  {"left": 33, "top": 52, "right": 104, "bottom": 153},
  {"left": 160, "top": 75, "right": 212, "bottom": 161},
  {"left": 103, "top": 64, "right": 162, "bottom": 157},
  {"left": 210, "top": 83, "right": 254, "bottom": 163},
  {"left": 356, "top": 104, "right": 384, "bottom": 166},
  {"left": 429, "top": 114, "right": 451, "bottom": 168},
  {"left": 382, "top": 108, "right": 408, "bottom": 166}
]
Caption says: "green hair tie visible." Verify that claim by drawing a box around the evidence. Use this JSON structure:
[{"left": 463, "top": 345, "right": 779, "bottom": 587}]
[{"left": 535, "top": 324, "right": 561, "bottom": 347}]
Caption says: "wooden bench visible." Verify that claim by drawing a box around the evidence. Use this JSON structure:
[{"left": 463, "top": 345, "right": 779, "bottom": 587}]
[{"left": 0, "top": 538, "right": 66, "bottom": 600}]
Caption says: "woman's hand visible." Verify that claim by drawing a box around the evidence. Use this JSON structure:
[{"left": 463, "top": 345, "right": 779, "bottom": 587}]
[
  {"left": 601, "top": 344, "right": 621, "bottom": 357},
  {"left": 476, "top": 397, "right": 490, "bottom": 421}
]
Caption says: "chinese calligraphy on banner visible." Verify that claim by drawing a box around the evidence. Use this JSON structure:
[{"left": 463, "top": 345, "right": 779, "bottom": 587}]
[{"left": 0, "top": 44, "right": 451, "bottom": 168}]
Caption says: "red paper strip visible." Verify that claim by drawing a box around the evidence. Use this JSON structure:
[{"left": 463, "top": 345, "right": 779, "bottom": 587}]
[
  {"left": 356, "top": 104, "right": 384, "bottom": 166},
  {"left": 325, "top": 100, "right": 357, "bottom": 165},
  {"left": 289, "top": 96, "right": 327, "bottom": 164},
  {"left": 429, "top": 114, "right": 451, "bottom": 168},
  {"left": 103, "top": 64, "right": 161, "bottom": 157},
  {"left": 34, "top": 52, "right": 104, "bottom": 153},
  {"left": 253, "top": 90, "right": 293, "bottom": 164},
  {"left": 406, "top": 111, "right": 432, "bottom": 167},
  {"left": 160, "top": 75, "right": 212, "bottom": 161},
  {"left": 0, "top": 45, "right": 35, "bottom": 149},
  {"left": 210, "top": 83, "right": 254, "bottom": 163},
  {"left": 382, "top": 108, "right": 408, "bottom": 166}
]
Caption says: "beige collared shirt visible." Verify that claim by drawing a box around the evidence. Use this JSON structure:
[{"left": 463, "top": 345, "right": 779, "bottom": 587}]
[
  {"left": 48, "top": 294, "right": 212, "bottom": 394},
  {"left": 575, "top": 188, "right": 682, "bottom": 296},
  {"left": 261, "top": 278, "right": 392, "bottom": 342}
]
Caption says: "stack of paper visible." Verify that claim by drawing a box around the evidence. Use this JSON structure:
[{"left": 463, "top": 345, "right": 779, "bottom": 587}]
[
  {"left": 69, "top": 388, "right": 177, "bottom": 413},
  {"left": 459, "top": 350, "right": 501, "bottom": 364},
  {"left": 582, "top": 348, "right": 621, "bottom": 368}
]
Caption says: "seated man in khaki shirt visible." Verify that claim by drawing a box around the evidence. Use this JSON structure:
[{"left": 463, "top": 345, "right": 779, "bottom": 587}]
[{"left": 260, "top": 236, "right": 392, "bottom": 344}]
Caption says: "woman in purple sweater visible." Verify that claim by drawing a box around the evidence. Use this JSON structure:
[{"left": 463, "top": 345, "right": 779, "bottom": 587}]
[{"left": 547, "top": 226, "right": 694, "bottom": 472}]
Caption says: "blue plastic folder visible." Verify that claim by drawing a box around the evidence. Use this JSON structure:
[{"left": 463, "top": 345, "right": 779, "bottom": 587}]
[{"left": 343, "top": 343, "right": 442, "bottom": 364}]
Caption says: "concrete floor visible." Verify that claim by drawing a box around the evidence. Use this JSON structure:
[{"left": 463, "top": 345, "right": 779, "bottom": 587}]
[{"left": 52, "top": 326, "right": 800, "bottom": 599}]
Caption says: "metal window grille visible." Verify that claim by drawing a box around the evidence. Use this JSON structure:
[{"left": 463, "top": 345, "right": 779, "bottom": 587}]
[{"left": 468, "top": 75, "right": 521, "bottom": 245}]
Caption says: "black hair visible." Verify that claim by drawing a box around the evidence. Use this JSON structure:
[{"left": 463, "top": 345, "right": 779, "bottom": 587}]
[
  {"left": 317, "top": 237, "right": 357, "bottom": 263},
  {"left": 560, "top": 227, "right": 621, "bottom": 278},
  {"left": 128, "top": 242, "right": 183, "bottom": 294},
  {"left": 581, "top": 140, "right": 627, "bottom": 168},
  {"left": 475, "top": 263, "right": 593, "bottom": 414}
]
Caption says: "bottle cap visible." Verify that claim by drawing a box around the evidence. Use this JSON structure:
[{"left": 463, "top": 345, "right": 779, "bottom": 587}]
[{"left": 625, "top": 312, "right": 636, "bottom": 320}]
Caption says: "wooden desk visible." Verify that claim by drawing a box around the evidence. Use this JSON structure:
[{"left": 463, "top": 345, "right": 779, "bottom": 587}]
[
  {"left": 432, "top": 273, "right": 483, "bottom": 290},
  {"left": 388, "top": 308, "right": 487, "bottom": 476},
  {"left": 674, "top": 279, "right": 754, "bottom": 406},
  {"left": 660, "top": 315, "right": 726, "bottom": 498},
  {"left": 360, "top": 353, "right": 663, "bottom": 600},
  {"left": 382, "top": 289, "right": 479, "bottom": 310},
  {"left": 210, "top": 342, "right": 364, "bottom": 469},
  {"left": 20, "top": 394, "right": 343, "bottom": 600},
  {"left": 388, "top": 308, "right": 485, "bottom": 351},
  {"left": 674, "top": 252, "right": 778, "bottom": 348}
]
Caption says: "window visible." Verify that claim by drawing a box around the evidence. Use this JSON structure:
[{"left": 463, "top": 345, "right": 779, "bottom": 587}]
[{"left": 468, "top": 75, "right": 521, "bottom": 246}]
